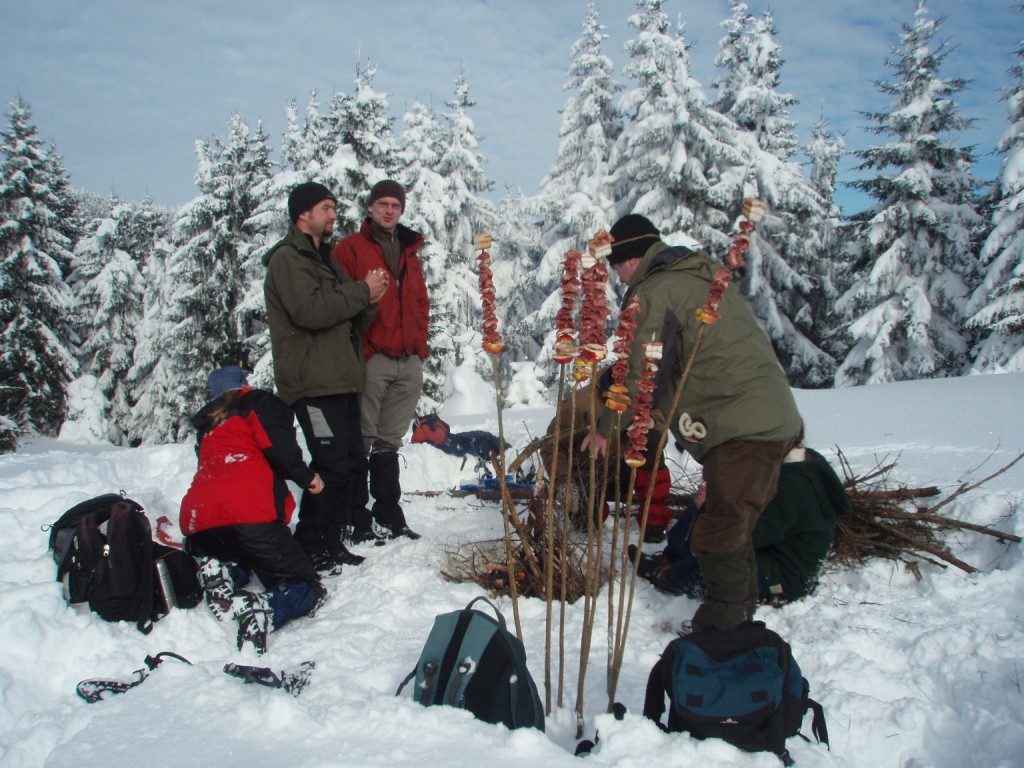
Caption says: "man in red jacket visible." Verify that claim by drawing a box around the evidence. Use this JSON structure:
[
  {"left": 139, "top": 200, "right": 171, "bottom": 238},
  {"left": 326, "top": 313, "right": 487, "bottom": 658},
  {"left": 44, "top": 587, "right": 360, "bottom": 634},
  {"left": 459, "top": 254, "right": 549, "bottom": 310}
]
[{"left": 333, "top": 180, "right": 428, "bottom": 542}]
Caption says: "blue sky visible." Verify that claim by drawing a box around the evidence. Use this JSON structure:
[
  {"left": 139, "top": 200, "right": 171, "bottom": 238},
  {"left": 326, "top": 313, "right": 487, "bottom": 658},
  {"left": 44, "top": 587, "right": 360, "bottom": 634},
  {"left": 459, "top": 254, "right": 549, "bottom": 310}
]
[{"left": 1, "top": 0, "right": 1018, "bottom": 216}]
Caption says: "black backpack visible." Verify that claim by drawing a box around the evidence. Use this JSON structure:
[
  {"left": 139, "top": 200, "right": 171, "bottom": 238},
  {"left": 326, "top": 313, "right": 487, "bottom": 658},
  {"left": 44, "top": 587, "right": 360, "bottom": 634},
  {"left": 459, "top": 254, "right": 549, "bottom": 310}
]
[
  {"left": 47, "top": 493, "right": 200, "bottom": 633},
  {"left": 397, "top": 597, "right": 545, "bottom": 731},
  {"left": 643, "top": 621, "right": 828, "bottom": 765}
]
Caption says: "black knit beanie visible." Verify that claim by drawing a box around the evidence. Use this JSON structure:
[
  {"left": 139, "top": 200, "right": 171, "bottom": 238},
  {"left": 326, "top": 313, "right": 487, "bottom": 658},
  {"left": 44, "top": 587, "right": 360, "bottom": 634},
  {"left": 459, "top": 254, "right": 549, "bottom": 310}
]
[
  {"left": 608, "top": 214, "right": 661, "bottom": 264},
  {"left": 288, "top": 182, "right": 337, "bottom": 223},
  {"left": 368, "top": 179, "right": 406, "bottom": 211}
]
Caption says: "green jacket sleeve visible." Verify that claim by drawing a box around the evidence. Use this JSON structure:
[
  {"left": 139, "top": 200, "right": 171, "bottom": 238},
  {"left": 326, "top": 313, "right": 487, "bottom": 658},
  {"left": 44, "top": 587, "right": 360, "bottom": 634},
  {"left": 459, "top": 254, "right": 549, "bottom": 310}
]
[{"left": 269, "top": 248, "right": 371, "bottom": 331}]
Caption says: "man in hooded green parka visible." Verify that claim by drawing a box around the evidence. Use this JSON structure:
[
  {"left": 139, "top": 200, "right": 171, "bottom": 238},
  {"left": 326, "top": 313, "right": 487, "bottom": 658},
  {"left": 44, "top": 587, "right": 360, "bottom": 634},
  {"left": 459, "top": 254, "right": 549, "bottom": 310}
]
[{"left": 582, "top": 213, "right": 803, "bottom": 633}]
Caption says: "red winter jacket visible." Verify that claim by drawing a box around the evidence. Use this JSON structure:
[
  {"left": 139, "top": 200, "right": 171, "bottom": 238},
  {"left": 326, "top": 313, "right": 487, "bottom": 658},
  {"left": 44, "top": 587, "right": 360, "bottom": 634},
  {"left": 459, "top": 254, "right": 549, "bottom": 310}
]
[
  {"left": 333, "top": 219, "right": 429, "bottom": 360},
  {"left": 179, "top": 387, "right": 314, "bottom": 535}
]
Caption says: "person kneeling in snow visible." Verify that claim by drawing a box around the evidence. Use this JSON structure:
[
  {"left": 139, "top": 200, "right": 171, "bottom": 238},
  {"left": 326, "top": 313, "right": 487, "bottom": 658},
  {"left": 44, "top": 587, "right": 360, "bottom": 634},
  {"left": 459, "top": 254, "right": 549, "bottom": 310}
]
[
  {"left": 180, "top": 366, "right": 327, "bottom": 655},
  {"left": 636, "top": 447, "right": 850, "bottom": 605}
]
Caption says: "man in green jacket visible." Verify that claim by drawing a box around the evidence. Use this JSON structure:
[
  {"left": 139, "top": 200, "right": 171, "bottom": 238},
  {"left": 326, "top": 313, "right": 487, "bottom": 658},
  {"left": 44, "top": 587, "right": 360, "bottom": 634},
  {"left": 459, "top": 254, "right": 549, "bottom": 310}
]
[
  {"left": 582, "top": 213, "right": 803, "bottom": 633},
  {"left": 263, "top": 182, "right": 387, "bottom": 572}
]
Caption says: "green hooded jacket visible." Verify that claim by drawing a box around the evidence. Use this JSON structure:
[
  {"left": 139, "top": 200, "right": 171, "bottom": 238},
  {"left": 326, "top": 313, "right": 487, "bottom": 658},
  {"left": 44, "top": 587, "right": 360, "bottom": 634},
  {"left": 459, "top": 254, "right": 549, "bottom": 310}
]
[
  {"left": 754, "top": 447, "right": 851, "bottom": 601},
  {"left": 599, "top": 240, "right": 802, "bottom": 460},
  {"left": 263, "top": 224, "right": 376, "bottom": 405}
]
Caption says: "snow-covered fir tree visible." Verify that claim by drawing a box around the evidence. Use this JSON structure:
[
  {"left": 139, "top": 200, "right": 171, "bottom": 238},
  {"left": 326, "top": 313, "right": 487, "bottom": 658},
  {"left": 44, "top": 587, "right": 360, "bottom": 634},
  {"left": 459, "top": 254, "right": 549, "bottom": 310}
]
[
  {"left": 324, "top": 64, "right": 399, "bottom": 232},
  {"left": 717, "top": 8, "right": 799, "bottom": 161},
  {"left": 0, "top": 97, "right": 77, "bottom": 449},
  {"left": 125, "top": 208, "right": 175, "bottom": 445},
  {"left": 835, "top": 0, "right": 983, "bottom": 386},
  {"left": 48, "top": 152, "right": 83, "bottom": 277},
  {"left": 69, "top": 206, "right": 145, "bottom": 444},
  {"left": 803, "top": 118, "right": 848, "bottom": 360},
  {"left": 524, "top": 0, "right": 621, "bottom": 372},
  {"left": 397, "top": 101, "right": 451, "bottom": 410},
  {"left": 438, "top": 71, "right": 496, "bottom": 252},
  {"left": 710, "top": 3, "right": 836, "bottom": 386},
  {"left": 230, "top": 120, "right": 280, "bottom": 383},
  {"left": 433, "top": 72, "right": 496, "bottom": 388},
  {"left": 398, "top": 101, "right": 448, "bottom": 248},
  {"left": 280, "top": 99, "right": 307, "bottom": 174},
  {"left": 142, "top": 116, "right": 272, "bottom": 442},
  {"left": 302, "top": 91, "right": 332, "bottom": 173},
  {"left": 491, "top": 188, "right": 543, "bottom": 362},
  {"left": 711, "top": 0, "right": 747, "bottom": 119},
  {"left": 610, "top": 1, "right": 747, "bottom": 247},
  {"left": 965, "top": 25, "right": 1024, "bottom": 372}
]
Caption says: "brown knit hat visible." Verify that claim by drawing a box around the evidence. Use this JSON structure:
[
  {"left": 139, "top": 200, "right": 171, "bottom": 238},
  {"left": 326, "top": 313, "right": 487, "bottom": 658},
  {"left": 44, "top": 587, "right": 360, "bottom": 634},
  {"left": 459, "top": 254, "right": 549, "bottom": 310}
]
[
  {"left": 608, "top": 214, "right": 661, "bottom": 264},
  {"left": 368, "top": 179, "right": 406, "bottom": 210}
]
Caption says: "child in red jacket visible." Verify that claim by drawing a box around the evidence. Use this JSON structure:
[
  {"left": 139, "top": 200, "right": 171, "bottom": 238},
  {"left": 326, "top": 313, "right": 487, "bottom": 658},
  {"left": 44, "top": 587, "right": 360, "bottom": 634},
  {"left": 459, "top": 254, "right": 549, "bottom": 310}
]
[{"left": 181, "top": 366, "right": 327, "bottom": 655}]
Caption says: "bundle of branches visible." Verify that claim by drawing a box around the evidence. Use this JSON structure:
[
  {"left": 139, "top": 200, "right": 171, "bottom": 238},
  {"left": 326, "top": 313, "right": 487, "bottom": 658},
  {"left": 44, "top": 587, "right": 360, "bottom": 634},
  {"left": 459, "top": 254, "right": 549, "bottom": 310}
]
[
  {"left": 440, "top": 535, "right": 589, "bottom": 602},
  {"left": 831, "top": 448, "right": 1022, "bottom": 575}
]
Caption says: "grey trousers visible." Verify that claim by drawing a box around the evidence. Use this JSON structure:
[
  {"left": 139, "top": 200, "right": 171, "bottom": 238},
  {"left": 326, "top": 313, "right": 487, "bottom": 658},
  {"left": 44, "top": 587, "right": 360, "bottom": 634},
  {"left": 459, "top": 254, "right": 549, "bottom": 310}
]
[{"left": 360, "top": 354, "right": 424, "bottom": 451}]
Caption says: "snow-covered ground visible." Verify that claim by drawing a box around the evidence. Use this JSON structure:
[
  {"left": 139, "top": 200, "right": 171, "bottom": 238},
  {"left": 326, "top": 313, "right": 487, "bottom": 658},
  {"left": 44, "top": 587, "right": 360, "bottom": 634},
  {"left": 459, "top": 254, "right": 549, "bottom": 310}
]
[{"left": 1, "top": 373, "right": 1022, "bottom": 768}]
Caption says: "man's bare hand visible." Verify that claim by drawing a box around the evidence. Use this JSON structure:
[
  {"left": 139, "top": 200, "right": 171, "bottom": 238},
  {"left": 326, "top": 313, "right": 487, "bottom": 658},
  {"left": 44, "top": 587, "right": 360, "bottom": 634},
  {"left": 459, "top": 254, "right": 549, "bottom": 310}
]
[
  {"left": 308, "top": 473, "right": 324, "bottom": 495},
  {"left": 364, "top": 269, "right": 388, "bottom": 303},
  {"left": 579, "top": 430, "right": 608, "bottom": 458}
]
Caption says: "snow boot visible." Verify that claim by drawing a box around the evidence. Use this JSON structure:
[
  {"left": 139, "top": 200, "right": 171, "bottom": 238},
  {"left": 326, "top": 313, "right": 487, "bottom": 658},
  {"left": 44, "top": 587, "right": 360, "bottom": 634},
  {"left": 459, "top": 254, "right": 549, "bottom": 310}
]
[
  {"left": 235, "top": 591, "right": 271, "bottom": 655},
  {"left": 199, "top": 558, "right": 235, "bottom": 622},
  {"left": 369, "top": 450, "right": 409, "bottom": 533},
  {"left": 387, "top": 525, "right": 421, "bottom": 540},
  {"left": 349, "top": 526, "right": 387, "bottom": 546}
]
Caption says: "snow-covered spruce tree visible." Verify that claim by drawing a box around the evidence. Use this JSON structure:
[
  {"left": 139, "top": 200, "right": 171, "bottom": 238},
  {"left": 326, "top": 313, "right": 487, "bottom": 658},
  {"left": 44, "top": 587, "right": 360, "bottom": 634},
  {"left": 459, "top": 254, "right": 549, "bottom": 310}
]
[
  {"left": 300, "top": 90, "right": 332, "bottom": 174},
  {"left": 324, "top": 64, "right": 399, "bottom": 233},
  {"left": 433, "top": 71, "right": 496, "bottom": 385},
  {"left": 612, "top": 0, "right": 752, "bottom": 254},
  {"left": 397, "top": 101, "right": 451, "bottom": 410},
  {"left": 711, "top": 0, "right": 747, "bottom": 120},
  {"left": 69, "top": 207, "right": 145, "bottom": 443},
  {"left": 717, "top": 8, "right": 798, "bottom": 161},
  {"left": 965, "top": 27, "right": 1024, "bottom": 372},
  {"left": 48, "top": 153, "right": 83, "bottom": 277},
  {"left": 523, "top": 0, "right": 621, "bottom": 373},
  {"left": 145, "top": 116, "right": 272, "bottom": 442},
  {"left": 710, "top": 4, "right": 836, "bottom": 386},
  {"left": 125, "top": 211, "right": 175, "bottom": 446},
  {"left": 0, "top": 97, "right": 77, "bottom": 448},
  {"left": 492, "top": 188, "right": 543, "bottom": 362},
  {"left": 803, "top": 118, "right": 848, "bottom": 361},
  {"left": 230, "top": 120, "right": 279, "bottom": 385},
  {"left": 281, "top": 99, "right": 306, "bottom": 173},
  {"left": 835, "top": 0, "right": 983, "bottom": 386}
]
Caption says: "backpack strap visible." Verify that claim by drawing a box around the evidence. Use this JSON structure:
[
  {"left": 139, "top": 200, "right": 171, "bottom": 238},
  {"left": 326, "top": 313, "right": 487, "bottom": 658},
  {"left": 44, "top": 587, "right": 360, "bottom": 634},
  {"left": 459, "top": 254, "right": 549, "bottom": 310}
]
[
  {"left": 807, "top": 698, "right": 830, "bottom": 747},
  {"left": 463, "top": 596, "right": 508, "bottom": 631},
  {"left": 508, "top": 671, "right": 520, "bottom": 728},
  {"left": 395, "top": 668, "right": 417, "bottom": 696},
  {"left": 444, "top": 657, "right": 474, "bottom": 707}
]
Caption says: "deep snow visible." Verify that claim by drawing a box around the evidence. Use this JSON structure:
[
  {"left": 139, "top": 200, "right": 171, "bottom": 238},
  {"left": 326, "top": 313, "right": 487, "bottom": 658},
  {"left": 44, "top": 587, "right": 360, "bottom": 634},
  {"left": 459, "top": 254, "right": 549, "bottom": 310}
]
[{"left": 1, "top": 373, "right": 1022, "bottom": 768}]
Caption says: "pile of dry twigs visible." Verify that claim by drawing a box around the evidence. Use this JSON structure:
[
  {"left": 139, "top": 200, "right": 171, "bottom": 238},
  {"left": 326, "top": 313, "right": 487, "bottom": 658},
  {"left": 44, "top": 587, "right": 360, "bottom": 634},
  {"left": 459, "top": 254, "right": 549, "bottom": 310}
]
[{"left": 830, "top": 448, "right": 1022, "bottom": 575}]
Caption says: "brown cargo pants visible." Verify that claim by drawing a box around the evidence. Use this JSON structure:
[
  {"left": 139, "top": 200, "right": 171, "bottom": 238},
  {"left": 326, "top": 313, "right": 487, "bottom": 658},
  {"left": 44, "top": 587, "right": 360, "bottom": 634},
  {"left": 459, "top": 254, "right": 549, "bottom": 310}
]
[{"left": 689, "top": 434, "right": 800, "bottom": 632}]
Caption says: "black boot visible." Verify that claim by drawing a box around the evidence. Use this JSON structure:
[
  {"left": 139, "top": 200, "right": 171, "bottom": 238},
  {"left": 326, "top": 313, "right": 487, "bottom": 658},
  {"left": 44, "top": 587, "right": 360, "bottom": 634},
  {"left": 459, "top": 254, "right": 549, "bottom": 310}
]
[
  {"left": 319, "top": 522, "right": 364, "bottom": 568},
  {"left": 369, "top": 450, "right": 417, "bottom": 537}
]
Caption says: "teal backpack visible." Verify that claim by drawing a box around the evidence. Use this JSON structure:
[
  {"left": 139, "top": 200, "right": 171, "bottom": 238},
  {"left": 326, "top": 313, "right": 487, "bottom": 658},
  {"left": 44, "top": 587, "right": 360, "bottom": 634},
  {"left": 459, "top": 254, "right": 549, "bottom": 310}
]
[
  {"left": 643, "top": 621, "right": 827, "bottom": 764},
  {"left": 397, "top": 597, "right": 544, "bottom": 731}
]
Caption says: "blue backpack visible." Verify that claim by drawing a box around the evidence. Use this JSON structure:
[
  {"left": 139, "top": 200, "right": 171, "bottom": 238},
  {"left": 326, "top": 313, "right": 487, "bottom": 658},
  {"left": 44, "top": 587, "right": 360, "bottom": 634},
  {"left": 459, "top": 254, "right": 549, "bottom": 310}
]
[
  {"left": 397, "top": 597, "right": 544, "bottom": 731},
  {"left": 643, "top": 621, "right": 827, "bottom": 765}
]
